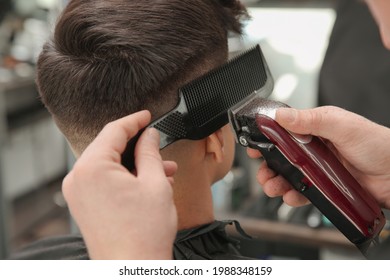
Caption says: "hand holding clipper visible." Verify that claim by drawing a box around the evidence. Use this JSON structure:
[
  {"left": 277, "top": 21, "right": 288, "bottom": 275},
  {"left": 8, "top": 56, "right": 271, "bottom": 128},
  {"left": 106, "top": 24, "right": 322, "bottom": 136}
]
[{"left": 228, "top": 97, "right": 385, "bottom": 256}]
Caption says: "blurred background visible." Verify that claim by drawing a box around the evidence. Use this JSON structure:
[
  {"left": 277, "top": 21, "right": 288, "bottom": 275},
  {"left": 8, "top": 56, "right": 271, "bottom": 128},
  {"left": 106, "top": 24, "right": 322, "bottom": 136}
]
[{"left": 1, "top": 0, "right": 389, "bottom": 260}]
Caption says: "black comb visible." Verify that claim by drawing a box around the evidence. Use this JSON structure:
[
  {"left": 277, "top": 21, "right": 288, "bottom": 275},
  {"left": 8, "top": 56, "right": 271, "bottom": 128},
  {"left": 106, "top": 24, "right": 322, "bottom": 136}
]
[{"left": 122, "top": 45, "right": 271, "bottom": 171}]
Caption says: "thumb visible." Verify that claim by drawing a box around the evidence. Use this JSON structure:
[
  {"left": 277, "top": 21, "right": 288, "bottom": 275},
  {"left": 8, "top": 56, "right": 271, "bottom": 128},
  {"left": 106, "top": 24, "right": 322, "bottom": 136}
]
[
  {"left": 275, "top": 106, "right": 345, "bottom": 140},
  {"left": 275, "top": 106, "right": 376, "bottom": 148},
  {"left": 134, "top": 128, "right": 166, "bottom": 178}
]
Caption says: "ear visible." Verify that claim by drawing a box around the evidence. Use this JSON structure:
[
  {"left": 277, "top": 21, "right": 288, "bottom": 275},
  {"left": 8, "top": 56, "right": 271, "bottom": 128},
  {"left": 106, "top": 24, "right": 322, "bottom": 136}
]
[{"left": 206, "top": 128, "right": 225, "bottom": 163}]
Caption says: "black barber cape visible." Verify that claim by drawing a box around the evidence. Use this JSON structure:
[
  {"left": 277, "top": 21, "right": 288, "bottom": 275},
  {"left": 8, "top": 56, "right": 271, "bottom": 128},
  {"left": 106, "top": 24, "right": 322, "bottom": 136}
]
[{"left": 9, "top": 220, "right": 253, "bottom": 260}]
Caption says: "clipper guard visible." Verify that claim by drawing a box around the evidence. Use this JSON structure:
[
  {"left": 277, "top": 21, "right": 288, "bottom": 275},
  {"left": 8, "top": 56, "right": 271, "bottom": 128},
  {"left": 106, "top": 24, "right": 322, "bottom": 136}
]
[{"left": 229, "top": 97, "right": 385, "bottom": 255}]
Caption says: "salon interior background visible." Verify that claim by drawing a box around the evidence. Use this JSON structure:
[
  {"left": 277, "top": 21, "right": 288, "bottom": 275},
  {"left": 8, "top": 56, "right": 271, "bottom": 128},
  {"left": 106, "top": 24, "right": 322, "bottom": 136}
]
[{"left": 1, "top": 0, "right": 389, "bottom": 260}]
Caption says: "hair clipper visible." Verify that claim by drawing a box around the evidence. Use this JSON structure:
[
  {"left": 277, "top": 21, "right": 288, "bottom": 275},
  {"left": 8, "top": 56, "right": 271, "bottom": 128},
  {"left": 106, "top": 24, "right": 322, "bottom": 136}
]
[{"left": 228, "top": 95, "right": 386, "bottom": 256}]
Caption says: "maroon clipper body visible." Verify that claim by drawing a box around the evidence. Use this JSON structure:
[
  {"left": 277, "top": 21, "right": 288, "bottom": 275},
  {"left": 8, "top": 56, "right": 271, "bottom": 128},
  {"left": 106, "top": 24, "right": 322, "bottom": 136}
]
[{"left": 229, "top": 97, "right": 385, "bottom": 256}]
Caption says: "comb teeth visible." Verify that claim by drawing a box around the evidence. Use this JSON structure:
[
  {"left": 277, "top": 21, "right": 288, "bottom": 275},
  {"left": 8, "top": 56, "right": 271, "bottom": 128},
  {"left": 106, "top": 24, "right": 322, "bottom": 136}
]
[
  {"left": 153, "top": 111, "right": 187, "bottom": 138},
  {"left": 182, "top": 45, "right": 268, "bottom": 127}
]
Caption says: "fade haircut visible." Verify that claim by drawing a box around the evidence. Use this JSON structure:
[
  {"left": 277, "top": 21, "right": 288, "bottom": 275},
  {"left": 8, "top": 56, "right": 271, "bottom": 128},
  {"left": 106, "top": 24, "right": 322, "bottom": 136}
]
[{"left": 36, "top": 0, "right": 249, "bottom": 152}]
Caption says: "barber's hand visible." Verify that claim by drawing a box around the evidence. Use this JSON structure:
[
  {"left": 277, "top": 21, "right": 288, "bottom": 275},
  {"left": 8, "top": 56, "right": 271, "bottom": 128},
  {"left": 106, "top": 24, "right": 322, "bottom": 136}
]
[
  {"left": 62, "top": 110, "right": 178, "bottom": 259},
  {"left": 248, "top": 106, "right": 390, "bottom": 209}
]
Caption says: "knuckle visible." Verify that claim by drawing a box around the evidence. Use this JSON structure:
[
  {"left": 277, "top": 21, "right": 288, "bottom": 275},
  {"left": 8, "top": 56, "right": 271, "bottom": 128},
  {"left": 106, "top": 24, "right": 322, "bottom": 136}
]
[
  {"left": 308, "top": 110, "right": 323, "bottom": 133},
  {"left": 102, "top": 121, "right": 116, "bottom": 133},
  {"left": 71, "top": 160, "right": 97, "bottom": 182},
  {"left": 312, "top": 106, "right": 340, "bottom": 134}
]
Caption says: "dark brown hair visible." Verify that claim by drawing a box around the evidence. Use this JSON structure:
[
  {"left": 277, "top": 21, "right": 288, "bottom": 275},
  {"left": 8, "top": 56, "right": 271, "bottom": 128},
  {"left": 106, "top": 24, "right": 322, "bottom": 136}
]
[{"left": 37, "top": 0, "right": 248, "bottom": 152}]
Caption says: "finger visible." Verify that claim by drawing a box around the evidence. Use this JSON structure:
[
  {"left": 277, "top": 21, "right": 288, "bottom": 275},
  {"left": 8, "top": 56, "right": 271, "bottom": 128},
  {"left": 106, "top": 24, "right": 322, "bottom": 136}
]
[
  {"left": 283, "top": 189, "right": 310, "bottom": 207},
  {"left": 167, "top": 176, "right": 175, "bottom": 186},
  {"left": 135, "top": 128, "right": 166, "bottom": 178},
  {"left": 163, "top": 161, "right": 178, "bottom": 178},
  {"left": 262, "top": 176, "right": 292, "bottom": 197},
  {"left": 275, "top": 107, "right": 331, "bottom": 136},
  {"left": 256, "top": 161, "right": 276, "bottom": 185},
  {"left": 82, "top": 110, "right": 151, "bottom": 162},
  {"left": 246, "top": 148, "right": 262, "bottom": 159},
  {"left": 275, "top": 106, "right": 366, "bottom": 144}
]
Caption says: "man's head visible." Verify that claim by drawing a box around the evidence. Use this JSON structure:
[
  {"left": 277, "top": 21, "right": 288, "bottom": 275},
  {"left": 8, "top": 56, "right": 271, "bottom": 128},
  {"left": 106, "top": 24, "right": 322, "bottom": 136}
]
[{"left": 37, "top": 0, "right": 248, "bottom": 156}]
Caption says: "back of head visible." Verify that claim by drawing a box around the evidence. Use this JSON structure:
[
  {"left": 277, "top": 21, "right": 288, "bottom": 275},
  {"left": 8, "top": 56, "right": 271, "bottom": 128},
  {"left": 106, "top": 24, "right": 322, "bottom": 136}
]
[{"left": 37, "top": 0, "right": 248, "bottom": 153}]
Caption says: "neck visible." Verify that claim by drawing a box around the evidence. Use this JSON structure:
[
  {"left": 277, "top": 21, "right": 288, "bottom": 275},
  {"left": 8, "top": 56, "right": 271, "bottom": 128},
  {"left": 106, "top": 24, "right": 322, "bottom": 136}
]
[
  {"left": 173, "top": 168, "right": 215, "bottom": 231},
  {"left": 161, "top": 139, "right": 218, "bottom": 231}
]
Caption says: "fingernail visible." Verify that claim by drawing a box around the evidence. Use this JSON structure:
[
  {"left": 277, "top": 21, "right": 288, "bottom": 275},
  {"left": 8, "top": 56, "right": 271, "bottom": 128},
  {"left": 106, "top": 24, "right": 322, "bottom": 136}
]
[{"left": 276, "top": 108, "right": 297, "bottom": 123}]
